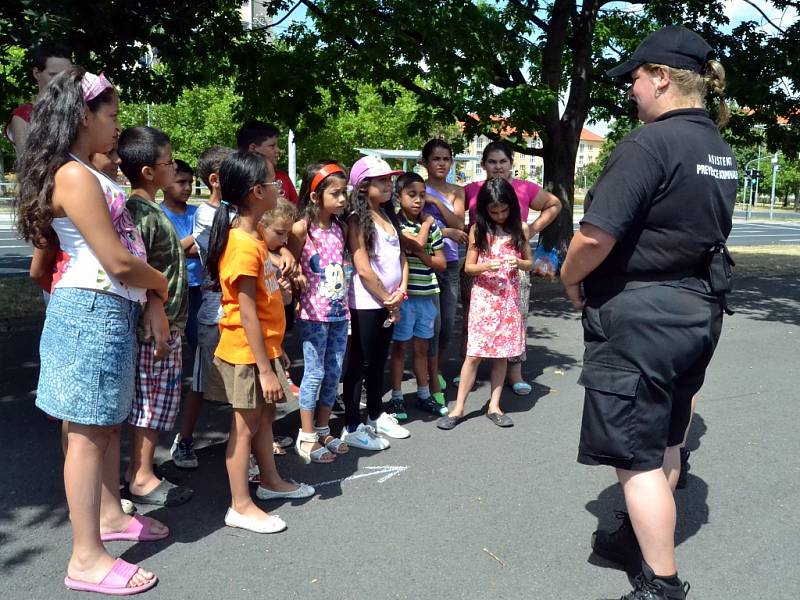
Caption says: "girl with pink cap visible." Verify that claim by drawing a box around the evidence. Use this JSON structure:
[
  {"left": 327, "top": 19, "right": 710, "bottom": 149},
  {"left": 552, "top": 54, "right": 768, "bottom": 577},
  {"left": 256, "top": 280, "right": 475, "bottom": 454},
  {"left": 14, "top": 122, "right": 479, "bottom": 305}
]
[{"left": 340, "top": 156, "right": 410, "bottom": 449}]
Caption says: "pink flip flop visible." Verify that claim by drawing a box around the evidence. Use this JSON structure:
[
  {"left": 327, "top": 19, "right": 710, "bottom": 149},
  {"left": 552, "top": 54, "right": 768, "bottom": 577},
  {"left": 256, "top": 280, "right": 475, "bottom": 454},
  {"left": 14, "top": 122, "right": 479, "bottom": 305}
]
[
  {"left": 64, "top": 558, "right": 158, "bottom": 595},
  {"left": 100, "top": 514, "right": 169, "bottom": 542}
]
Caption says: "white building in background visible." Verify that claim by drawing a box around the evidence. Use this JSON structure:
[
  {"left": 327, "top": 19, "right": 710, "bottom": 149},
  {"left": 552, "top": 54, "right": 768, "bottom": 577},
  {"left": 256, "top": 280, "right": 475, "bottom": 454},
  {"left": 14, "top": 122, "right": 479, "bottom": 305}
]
[
  {"left": 461, "top": 127, "right": 605, "bottom": 184},
  {"left": 240, "top": 1, "right": 271, "bottom": 30}
]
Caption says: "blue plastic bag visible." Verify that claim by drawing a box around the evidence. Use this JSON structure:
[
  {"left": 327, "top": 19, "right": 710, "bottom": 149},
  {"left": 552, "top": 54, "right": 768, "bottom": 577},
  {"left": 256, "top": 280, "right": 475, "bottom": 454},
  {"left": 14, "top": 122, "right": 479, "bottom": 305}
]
[{"left": 532, "top": 245, "right": 561, "bottom": 279}]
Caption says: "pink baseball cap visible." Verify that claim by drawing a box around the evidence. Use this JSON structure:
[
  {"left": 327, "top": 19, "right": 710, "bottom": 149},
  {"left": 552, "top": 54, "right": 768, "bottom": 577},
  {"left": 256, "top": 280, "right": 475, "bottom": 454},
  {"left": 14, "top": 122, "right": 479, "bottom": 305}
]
[{"left": 349, "top": 156, "right": 403, "bottom": 190}]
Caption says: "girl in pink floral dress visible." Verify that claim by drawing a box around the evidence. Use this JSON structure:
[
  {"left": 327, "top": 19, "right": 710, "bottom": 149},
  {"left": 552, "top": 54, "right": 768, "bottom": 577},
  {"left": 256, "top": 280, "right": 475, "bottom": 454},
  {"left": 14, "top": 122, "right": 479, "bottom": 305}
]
[{"left": 437, "top": 178, "right": 532, "bottom": 430}]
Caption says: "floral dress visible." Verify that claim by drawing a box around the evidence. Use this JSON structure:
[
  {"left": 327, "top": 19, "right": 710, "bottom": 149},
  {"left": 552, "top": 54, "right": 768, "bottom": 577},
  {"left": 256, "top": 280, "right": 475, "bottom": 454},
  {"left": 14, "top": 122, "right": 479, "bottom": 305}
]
[{"left": 466, "top": 233, "right": 524, "bottom": 358}]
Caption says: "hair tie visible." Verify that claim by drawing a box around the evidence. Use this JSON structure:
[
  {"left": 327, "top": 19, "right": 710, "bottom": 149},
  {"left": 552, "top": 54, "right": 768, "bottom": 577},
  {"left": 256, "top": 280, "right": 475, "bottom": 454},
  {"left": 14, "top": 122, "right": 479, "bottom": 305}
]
[
  {"left": 310, "top": 164, "right": 345, "bottom": 194},
  {"left": 219, "top": 200, "right": 237, "bottom": 212},
  {"left": 81, "top": 72, "right": 114, "bottom": 102}
]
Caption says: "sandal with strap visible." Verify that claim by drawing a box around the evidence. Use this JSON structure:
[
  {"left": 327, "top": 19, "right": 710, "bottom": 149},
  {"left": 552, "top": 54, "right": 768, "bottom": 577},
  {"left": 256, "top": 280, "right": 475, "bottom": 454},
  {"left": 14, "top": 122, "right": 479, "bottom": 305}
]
[
  {"left": 295, "top": 430, "right": 335, "bottom": 464},
  {"left": 315, "top": 425, "right": 349, "bottom": 454}
]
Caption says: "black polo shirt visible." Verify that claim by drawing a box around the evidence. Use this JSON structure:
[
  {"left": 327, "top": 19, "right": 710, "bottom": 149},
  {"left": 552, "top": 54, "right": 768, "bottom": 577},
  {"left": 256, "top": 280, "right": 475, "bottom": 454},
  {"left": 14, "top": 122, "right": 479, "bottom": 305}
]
[{"left": 581, "top": 108, "right": 737, "bottom": 296}]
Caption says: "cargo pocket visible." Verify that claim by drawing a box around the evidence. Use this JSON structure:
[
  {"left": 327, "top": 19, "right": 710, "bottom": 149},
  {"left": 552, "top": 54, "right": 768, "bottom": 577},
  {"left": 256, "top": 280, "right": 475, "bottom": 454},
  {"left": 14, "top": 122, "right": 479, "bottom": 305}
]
[{"left": 578, "top": 361, "right": 641, "bottom": 465}]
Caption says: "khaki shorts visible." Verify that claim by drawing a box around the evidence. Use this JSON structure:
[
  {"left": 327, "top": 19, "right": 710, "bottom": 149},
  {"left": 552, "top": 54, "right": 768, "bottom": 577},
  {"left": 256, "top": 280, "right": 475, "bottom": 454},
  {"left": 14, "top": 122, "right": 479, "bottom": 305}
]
[
  {"left": 214, "top": 356, "right": 294, "bottom": 410},
  {"left": 193, "top": 323, "right": 228, "bottom": 403}
]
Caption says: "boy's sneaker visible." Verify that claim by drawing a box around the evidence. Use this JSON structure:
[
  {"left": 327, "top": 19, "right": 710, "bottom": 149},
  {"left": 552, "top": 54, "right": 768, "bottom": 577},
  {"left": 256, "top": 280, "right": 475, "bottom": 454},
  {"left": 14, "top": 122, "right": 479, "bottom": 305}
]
[
  {"left": 387, "top": 398, "right": 408, "bottom": 421},
  {"left": 417, "top": 395, "right": 448, "bottom": 417},
  {"left": 341, "top": 424, "right": 390, "bottom": 451},
  {"left": 170, "top": 434, "right": 199, "bottom": 469},
  {"left": 368, "top": 413, "right": 410, "bottom": 439},
  {"left": 432, "top": 391, "right": 446, "bottom": 408},
  {"left": 591, "top": 511, "right": 642, "bottom": 572},
  {"left": 621, "top": 562, "right": 690, "bottom": 600},
  {"left": 676, "top": 448, "right": 690, "bottom": 490}
]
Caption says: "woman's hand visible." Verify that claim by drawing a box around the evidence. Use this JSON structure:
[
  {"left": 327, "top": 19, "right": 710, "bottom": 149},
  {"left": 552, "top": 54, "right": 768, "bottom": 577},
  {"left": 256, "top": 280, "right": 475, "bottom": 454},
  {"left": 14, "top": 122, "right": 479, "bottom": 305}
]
[
  {"left": 442, "top": 227, "right": 468, "bottom": 244},
  {"left": 564, "top": 283, "right": 585, "bottom": 310}
]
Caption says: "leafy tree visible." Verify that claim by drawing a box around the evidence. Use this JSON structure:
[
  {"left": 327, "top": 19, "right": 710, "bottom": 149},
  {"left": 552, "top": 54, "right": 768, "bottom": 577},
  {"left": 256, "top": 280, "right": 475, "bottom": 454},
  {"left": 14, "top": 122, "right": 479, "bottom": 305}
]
[
  {"left": 119, "top": 85, "right": 240, "bottom": 165},
  {"left": 3, "top": 1, "right": 798, "bottom": 249},
  {"left": 254, "top": 0, "right": 799, "bottom": 251},
  {"left": 294, "top": 82, "right": 462, "bottom": 169}
]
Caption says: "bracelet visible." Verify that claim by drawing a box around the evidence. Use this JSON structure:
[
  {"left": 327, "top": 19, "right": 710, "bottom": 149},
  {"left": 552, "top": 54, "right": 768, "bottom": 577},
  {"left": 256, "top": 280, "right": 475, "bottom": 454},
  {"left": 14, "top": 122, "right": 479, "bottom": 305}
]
[{"left": 402, "top": 291, "right": 409, "bottom": 301}]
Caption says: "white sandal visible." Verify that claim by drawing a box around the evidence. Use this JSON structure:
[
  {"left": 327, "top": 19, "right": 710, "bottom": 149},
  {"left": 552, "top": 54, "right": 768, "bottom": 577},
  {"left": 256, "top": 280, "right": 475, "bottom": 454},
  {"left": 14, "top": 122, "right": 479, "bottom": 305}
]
[
  {"left": 315, "top": 426, "right": 349, "bottom": 454},
  {"left": 295, "top": 430, "right": 335, "bottom": 464}
]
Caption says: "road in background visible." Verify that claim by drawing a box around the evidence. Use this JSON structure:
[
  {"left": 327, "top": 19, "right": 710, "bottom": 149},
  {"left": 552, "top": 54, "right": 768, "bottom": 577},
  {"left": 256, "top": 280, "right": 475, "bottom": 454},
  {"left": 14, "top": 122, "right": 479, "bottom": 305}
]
[{"left": 2, "top": 211, "right": 799, "bottom": 277}]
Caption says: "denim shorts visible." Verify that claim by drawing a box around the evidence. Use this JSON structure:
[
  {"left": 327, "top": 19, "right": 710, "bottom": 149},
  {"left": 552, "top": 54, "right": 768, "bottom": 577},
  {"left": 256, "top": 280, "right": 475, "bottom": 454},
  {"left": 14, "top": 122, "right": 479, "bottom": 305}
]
[
  {"left": 392, "top": 295, "right": 438, "bottom": 342},
  {"left": 36, "top": 288, "right": 140, "bottom": 426}
]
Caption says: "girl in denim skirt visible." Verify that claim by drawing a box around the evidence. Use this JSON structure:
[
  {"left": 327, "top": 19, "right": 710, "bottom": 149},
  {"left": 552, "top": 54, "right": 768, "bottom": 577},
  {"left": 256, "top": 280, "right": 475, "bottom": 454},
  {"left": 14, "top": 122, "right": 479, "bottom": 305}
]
[{"left": 15, "top": 68, "right": 169, "bottom": 595}]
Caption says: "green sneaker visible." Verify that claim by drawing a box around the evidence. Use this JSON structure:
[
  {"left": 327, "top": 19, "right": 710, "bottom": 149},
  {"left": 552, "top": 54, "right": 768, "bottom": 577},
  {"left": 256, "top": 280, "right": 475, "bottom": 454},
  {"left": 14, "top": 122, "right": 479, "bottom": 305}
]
[
  {"left": 437, "top": 374, "right": 447, "bottom": 391},
  {"left": 432, "top": 391, "right": 446, "bottom": 408}
]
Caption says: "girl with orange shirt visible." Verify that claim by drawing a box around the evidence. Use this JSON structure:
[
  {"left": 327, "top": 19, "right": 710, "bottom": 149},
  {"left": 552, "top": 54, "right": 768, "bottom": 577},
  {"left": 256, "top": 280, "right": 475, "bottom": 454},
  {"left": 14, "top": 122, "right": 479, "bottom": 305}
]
[{"left": 207, "top": 151, "right": 314, "bottom": 534}]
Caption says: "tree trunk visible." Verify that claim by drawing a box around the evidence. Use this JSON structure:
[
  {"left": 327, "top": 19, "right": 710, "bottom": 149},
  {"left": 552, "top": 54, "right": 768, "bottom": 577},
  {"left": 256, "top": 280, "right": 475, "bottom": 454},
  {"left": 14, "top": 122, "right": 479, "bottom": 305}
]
[
  {"left": 540, "top": 129, "right": 579, "bottom": 256},
  {"left": 536, "top": 0, "right": 598, "bottom": 258}
]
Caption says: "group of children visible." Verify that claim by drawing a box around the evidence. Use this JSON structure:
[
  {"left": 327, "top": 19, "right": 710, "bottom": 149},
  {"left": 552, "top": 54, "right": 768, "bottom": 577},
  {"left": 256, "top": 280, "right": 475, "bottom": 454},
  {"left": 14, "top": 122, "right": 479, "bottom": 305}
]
[{"left": 15, "top": 67, "right": 544, "bottom": 595}]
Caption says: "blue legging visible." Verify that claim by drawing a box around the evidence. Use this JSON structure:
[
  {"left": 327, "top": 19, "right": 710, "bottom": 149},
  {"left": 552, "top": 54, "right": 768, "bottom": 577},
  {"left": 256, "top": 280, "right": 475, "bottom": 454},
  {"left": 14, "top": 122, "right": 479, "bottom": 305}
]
[{"left": 298, "top": 319, "right": 349, "bottom": 412}]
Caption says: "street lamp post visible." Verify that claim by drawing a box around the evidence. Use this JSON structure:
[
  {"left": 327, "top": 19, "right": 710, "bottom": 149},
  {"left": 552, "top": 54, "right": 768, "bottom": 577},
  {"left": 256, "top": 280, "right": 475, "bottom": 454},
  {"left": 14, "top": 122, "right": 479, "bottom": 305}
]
[{"left": 769, "top": 152, "right": 780, "bottom": 221}]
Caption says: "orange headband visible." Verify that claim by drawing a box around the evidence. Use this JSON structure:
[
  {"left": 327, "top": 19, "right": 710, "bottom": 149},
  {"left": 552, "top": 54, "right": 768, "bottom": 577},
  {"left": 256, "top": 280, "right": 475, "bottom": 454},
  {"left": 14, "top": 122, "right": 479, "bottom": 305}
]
[{"left": 310, "top": 164, "right": 345, "bottom": 193}]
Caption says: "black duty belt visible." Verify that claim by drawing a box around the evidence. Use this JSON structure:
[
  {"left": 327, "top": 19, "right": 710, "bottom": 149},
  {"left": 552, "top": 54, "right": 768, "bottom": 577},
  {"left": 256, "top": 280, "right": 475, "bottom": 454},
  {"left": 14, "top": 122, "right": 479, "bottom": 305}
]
[{"left": 584, "top": 244, "right": 735, "bottom": 316}]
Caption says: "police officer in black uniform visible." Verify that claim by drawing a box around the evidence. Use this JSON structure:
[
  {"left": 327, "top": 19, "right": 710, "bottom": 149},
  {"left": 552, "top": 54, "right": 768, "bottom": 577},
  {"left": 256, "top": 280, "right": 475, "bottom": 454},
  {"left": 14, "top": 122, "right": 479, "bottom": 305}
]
[{"left": 560, "top": 25, "right": 737, "bottom": 600}]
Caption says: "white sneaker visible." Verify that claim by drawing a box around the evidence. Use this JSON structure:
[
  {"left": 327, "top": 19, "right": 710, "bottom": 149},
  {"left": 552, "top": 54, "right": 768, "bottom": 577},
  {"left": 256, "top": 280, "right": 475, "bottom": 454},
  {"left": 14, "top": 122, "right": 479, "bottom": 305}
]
[
  {"left": 341, "top": 423, "right": 390, "bottom": 451},
  {"left": 369, "top": 412, "right": 410, "bottom": 439}
]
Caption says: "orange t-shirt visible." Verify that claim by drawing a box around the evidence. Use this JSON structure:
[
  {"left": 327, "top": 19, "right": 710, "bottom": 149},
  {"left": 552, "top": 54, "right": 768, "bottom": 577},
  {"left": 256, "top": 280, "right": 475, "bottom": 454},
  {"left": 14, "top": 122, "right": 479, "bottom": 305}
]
[{"left": 214, "top": 226, "right": 285, "bottom": 365}]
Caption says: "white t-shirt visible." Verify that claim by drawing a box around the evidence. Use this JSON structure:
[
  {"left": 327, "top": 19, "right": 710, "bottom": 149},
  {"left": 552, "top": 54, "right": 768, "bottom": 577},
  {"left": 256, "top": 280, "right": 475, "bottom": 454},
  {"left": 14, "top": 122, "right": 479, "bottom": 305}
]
[
  {"left": 193, "top": 202, "right": 223, "bottom": 325},
  {"left": 52, "top": 156, "right": 147, "bottom": 303}
]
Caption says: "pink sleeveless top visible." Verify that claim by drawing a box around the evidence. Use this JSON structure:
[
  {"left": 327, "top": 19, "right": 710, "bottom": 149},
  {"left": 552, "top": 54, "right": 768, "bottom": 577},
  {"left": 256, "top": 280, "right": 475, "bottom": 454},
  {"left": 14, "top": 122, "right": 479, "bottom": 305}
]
[{"left": 298, "top": 221, "right": 349, "bottom": 322}]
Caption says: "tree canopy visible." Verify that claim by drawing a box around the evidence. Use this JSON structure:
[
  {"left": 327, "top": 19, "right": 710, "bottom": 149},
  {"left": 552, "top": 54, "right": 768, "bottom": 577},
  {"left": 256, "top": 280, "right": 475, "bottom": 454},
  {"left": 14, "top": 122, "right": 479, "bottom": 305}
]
[{"left": 2, "top": 0, "right": 798, "bottom": 247}]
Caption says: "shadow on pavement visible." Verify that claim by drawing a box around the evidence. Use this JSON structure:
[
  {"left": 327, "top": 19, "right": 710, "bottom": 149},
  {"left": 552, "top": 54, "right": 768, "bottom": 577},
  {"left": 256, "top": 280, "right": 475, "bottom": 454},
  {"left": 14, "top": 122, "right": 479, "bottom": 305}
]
[
  {"left": 731, "top": 275, "right": 800, "bottom": 326},
  {"left": 583, "top": 412, "right": 710, "bottom": 574}
]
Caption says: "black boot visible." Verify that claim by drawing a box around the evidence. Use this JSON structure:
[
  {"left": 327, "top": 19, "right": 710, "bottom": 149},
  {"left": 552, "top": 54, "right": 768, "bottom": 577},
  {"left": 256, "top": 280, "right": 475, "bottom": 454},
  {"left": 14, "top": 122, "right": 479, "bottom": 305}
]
[
  {"left": 676, "top": 448, "right": 690, "bottom": 490},
  {"left": 592, "top": 511, "right": 642, "bottom": 571},
  {"left": 619, "top": 561, "right": 690, "bottom": 600}
]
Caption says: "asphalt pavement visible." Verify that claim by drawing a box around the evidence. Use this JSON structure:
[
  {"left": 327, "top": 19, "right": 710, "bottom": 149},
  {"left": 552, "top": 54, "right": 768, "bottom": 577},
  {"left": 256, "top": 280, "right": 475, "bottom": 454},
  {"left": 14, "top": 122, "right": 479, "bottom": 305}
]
[{"left": 1, "top": 274, "right": 798, "bottom": 600}]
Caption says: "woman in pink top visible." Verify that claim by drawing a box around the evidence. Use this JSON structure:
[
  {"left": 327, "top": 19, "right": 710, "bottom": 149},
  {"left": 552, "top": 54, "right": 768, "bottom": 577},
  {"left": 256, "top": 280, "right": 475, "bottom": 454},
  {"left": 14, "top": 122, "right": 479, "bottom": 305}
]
[{"left": 463, "top": 141, "right": 561, "bottom": 395}]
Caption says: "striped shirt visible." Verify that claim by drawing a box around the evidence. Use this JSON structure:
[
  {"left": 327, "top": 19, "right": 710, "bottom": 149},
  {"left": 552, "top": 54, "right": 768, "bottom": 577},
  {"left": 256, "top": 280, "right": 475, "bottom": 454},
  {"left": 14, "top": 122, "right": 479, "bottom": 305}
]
[{"left": 398, "top": 215, "right": 444, "bottom": 296}]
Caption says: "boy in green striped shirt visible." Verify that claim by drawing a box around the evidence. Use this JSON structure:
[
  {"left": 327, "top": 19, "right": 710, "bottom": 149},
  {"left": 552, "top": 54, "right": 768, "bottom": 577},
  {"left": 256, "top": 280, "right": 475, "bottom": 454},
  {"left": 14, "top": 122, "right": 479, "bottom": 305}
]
[{"left": 389, "top": 173, "right": 448, "bottom": 419}]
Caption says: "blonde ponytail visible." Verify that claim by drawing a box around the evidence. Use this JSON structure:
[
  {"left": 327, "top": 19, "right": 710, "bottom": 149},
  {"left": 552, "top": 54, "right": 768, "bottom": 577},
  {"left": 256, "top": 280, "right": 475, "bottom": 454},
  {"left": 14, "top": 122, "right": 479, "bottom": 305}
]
[{"left": 704, "top": 60, "right": 730, "bottom": 129}]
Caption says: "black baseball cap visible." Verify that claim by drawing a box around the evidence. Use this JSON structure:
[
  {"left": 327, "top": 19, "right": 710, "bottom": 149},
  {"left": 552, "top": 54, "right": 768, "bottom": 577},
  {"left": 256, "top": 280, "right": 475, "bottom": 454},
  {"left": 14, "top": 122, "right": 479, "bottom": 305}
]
[{"left": 606, "top": 25, "right": 714, "bottom": 82}]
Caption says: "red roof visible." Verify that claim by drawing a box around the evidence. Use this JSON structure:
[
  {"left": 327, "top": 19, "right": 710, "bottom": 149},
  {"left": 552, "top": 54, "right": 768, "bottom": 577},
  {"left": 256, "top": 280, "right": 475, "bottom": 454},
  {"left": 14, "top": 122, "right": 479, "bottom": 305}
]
[{"left": 580, "top": 128, "right": 604, "bottom": 142}]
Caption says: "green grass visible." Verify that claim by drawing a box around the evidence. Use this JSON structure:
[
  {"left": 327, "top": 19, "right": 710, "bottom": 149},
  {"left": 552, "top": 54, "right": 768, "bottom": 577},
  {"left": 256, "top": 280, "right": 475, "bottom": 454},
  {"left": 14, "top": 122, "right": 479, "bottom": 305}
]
[
  {"left": 728, "top": 245, "right": 800, "bottom": 277},
  {"left": 0, "top": 246, "right": 796, "bottom": 323}
]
